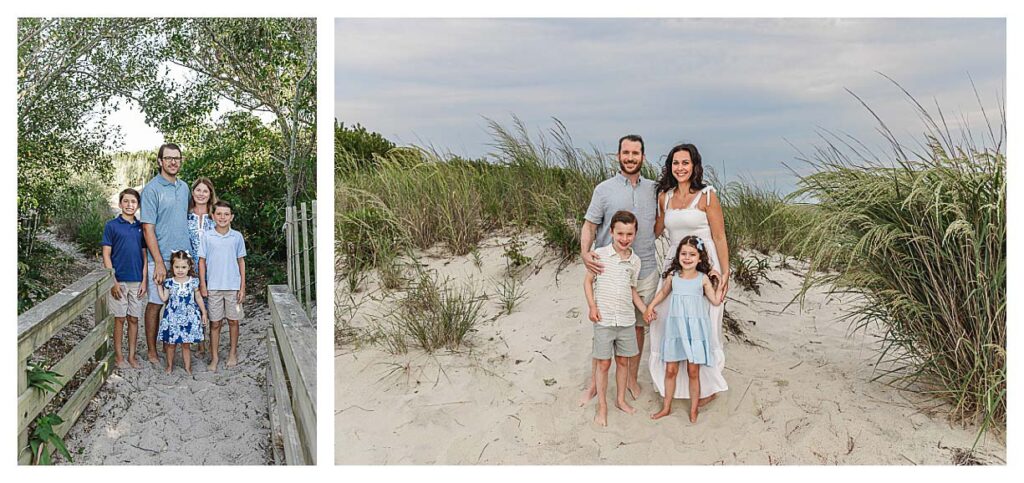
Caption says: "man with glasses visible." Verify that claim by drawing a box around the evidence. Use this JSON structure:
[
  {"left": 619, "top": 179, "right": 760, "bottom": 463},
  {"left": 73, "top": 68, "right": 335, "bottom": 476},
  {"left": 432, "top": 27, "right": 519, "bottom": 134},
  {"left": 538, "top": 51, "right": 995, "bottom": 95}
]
[{"left": 140, "top": 143, "right": 191, "bottom": 365}]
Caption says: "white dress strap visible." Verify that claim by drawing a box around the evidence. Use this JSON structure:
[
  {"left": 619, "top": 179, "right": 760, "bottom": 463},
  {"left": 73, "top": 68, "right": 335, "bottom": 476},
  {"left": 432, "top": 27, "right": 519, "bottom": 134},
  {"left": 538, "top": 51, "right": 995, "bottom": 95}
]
[
  {"left": 664, "top": 188, "right": 675, "bottom": 212},
  {"left": 697, "top": 185, "right": 716, "bottom": 208},
  {"left": 686, "top": 187, "right": 703, "bottom": 209}
]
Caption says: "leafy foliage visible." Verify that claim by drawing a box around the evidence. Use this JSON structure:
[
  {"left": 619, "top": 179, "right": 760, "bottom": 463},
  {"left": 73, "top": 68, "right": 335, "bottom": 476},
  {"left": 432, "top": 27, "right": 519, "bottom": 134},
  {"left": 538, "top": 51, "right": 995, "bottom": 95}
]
[
  {"left": 335, "top": 121, "right": 396, "bottom": 176},
  {"left": 27, "top": 362, "right": 65, "bottom": 394},
  {"left": 30, "top": 413, "right": 72, "bottom": 465}
]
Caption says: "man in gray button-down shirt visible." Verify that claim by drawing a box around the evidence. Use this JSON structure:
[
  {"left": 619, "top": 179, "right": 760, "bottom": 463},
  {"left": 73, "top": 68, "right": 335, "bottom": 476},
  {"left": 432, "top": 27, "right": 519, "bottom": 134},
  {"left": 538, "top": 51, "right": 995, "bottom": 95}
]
[{"left": 579, "top": 135, "right": 660, "bottom": 406}]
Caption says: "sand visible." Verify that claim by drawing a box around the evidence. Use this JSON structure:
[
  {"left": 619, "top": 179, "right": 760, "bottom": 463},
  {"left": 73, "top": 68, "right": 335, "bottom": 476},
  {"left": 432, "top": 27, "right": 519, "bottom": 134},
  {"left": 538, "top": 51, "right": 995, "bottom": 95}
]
[
  {"left": 60, "top": 300, "right": 273, "bottom": 465},
  {"left": 335, "top": 234, "right": 1006, "bottom": 465}
]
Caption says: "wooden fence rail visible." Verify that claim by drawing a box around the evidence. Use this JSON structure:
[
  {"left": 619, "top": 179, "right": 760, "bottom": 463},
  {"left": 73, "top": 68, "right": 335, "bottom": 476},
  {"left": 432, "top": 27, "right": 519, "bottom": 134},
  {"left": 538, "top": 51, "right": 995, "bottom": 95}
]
[
  {"left": 285, "top": 201, "right": 316, "bottom": 318},
  {"left": 265, "top": 285, "right": 316, "bottom": 465},
  {"left": 17, "top": 268, "right": 114, "bottom": 465}
]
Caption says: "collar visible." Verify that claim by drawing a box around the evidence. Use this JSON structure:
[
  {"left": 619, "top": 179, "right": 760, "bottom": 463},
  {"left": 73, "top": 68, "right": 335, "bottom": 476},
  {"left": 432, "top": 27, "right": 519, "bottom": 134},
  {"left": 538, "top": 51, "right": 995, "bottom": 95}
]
[
  {"left": 114, "top": 215, "right": 140, "bottom": 225},
  {"left": 152, "top": 174, "right": 182, "bottom": 188},
  {"left": 615, "top": 172, "right": 648, "bottom": 187},
  {"left": 210, "top": 227, "right": 234, "bottom": 238}
]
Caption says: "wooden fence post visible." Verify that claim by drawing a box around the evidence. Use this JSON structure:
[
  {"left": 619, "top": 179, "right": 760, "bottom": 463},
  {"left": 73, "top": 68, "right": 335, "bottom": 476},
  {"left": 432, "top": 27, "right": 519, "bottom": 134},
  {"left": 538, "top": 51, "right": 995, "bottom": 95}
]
[
  {"left": 300, "top": 202, "right": 312, "bottom": 315},
  {"left": 285, "top": 206, "right": 294, "bottom": 295}
]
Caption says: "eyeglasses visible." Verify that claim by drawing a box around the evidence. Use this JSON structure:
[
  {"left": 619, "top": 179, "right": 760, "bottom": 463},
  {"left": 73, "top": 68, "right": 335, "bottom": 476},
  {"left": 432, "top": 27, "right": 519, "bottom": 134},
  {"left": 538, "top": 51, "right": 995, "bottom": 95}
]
[{"left": 160, "top": 156, "right": 183, "bottom": 163}]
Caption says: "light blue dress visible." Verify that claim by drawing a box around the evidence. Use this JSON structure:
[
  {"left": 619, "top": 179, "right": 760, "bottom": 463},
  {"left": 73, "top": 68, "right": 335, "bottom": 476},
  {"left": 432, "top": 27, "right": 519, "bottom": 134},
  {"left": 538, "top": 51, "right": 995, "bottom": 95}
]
[
  {"left": 662, "top": 273, "right": 715, "bottom": 366},
  {"left": 159, "top": 277, "right": 204, "bottom": 344}
]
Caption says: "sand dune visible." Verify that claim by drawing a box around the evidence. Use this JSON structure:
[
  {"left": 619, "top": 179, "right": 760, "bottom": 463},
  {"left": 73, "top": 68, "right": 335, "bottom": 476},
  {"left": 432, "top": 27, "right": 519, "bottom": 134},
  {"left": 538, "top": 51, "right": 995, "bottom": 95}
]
[{"left": 335, "top": 234, "right": 1005, "bottom": 465}]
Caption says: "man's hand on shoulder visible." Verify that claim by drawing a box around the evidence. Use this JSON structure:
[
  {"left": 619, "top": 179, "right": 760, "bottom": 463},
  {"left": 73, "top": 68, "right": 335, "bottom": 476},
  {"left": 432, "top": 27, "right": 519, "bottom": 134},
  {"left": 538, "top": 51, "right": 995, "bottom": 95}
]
[{"left": 582, "top": 250, "right": 604, "bottom": 275}]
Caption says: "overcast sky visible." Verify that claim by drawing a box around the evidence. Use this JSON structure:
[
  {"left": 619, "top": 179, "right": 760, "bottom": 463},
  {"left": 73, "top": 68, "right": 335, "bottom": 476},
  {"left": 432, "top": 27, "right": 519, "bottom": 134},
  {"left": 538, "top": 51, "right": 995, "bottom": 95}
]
[{"left": 335, "top": 18, "right": 1005, "bottom": 193}]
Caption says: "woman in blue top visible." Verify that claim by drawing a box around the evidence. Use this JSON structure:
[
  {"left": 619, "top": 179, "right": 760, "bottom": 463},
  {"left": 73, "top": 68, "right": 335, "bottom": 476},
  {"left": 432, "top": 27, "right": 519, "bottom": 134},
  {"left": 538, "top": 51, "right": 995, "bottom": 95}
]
[{"left": 187, "top": 177, "right": 218, "bottom": 356}]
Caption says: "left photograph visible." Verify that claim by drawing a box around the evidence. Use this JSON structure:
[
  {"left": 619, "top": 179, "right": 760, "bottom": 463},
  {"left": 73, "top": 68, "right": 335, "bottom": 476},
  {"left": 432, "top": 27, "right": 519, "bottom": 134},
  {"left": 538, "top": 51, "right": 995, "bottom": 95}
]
[{"left": 16, "top": 18, "right": 317, "bottom": 465}]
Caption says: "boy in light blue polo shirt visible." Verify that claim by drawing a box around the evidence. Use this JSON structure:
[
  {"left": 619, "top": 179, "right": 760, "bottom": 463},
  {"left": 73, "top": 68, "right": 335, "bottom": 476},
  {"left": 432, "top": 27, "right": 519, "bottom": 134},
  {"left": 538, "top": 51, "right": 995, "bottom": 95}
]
[{"left": 199, "top": 200, "right": 247, "bottom": 372}]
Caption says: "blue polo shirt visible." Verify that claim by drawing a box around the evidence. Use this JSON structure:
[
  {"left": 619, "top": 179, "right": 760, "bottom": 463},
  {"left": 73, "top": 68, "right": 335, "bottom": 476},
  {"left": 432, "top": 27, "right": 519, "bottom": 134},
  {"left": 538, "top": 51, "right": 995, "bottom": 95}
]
[
  {"left": 198, "top": 228, "right": 247, "bottom": 290},
  {"left": 585, "top": 173, "right": 659, "bottom": 278},
  {"left": 100, "top": 215, "right": 146, "bottom": 282},
  {"left": 140, "top": 174, "right": 190, "bottom": 262}
]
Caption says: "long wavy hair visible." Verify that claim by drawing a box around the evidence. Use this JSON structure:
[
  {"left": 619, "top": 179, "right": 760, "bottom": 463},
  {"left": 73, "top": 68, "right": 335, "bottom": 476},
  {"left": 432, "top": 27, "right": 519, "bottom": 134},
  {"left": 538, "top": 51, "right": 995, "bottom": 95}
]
[
  {"left": 656, "top": 143, "right": 707, "bottom": 195},
  {"left": 662, "top": 235, "right": 718, "bottom": 289}
]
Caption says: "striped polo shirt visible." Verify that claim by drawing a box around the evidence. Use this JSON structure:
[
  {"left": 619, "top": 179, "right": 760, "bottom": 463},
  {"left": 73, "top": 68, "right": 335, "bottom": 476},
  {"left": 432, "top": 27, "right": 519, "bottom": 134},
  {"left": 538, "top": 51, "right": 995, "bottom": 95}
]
[{"left": 592, "top": 243, "right": 641, "bottom": 327}]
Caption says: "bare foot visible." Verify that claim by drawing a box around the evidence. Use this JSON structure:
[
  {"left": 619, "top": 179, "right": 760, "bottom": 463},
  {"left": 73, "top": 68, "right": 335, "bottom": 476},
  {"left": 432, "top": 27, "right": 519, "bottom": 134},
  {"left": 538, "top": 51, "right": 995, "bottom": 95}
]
[
  {"left": 226, "top": 355, "right": 238, "bottom": 368},
  {"left": 594, "top": 407, "right": 608, "bottom": 427},
  {"left": 127, "top": 358, "right": 141, "bottom": 369},
  {"left": 164, "top": 366, "right": 173, "bottom": 374},
  {"left": 615, "top": 400, "right": 636, "bottom": 415},
  {"left": 116, "top": 358, "right": 128, "bottom": 369},
  {"left": 148, "top": 354, "right": 160, "bottom": 364},
  {"left": 651, "top": 407, "right": 672, "bottom": 420},
  {"left": 627, "top": 383, "right": 641, "bottom": 400},
  {"left": 689, "top": 407, "right": 699, "bottom": 423},
  {"left": 208, "top": 360, "right": 219, "bottom": 373},
  {"left": 578, "top": 385, "right": 597, "bottom": 407},
  {"left": 698, "top": 394, "right": 718, "bottom": 408}
]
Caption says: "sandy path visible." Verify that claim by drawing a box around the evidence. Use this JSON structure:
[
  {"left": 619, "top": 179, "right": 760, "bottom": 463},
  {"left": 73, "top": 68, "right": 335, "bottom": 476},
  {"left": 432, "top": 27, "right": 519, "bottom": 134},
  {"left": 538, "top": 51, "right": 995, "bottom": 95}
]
[
  {"left": 335, "top": 234, "right": 1006, "bottom": 465},
  {"left": 61, "top": 300, "right": 272, "bottom": 465}
]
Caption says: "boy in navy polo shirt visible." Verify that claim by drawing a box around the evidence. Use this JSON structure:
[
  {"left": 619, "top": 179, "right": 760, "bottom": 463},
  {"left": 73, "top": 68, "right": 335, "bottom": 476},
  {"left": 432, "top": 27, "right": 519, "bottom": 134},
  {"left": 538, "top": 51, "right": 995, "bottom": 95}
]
[
  {"left": 101, "top": 188, "right": 148, "bottom": 369},
  {"left": 199, "top": 200, "right": 247, "bottom": 372}
]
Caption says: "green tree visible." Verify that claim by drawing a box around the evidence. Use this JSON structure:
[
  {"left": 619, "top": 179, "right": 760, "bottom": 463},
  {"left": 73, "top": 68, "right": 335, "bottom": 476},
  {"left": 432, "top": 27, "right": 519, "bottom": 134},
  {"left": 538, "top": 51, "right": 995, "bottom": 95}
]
[{"left": 334, "top": 120, "right": 396, "bottom": 175}]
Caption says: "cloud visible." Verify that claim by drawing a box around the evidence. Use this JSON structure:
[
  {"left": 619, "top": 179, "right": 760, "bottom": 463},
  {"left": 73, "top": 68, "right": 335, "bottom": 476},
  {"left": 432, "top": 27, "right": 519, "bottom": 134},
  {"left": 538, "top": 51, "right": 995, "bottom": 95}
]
[{"left": 334, "top": 18, "right": 1005, "bottom": 193}]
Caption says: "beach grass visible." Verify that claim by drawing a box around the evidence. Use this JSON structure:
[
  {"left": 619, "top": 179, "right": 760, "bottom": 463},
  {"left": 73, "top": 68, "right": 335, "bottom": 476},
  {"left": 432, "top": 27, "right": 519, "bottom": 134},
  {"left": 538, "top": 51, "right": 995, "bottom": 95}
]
[{"left": 784, "top": 87, "right": 1006, "bottom": 435}]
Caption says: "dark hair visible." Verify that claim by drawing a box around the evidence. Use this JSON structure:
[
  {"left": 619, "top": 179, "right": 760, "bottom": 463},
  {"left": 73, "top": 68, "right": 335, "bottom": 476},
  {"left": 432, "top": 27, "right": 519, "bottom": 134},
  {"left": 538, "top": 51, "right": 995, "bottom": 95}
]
[
  {"left": 662, "top": 235, "right": 718, "bottom": 289},
  {"left": 618, "top": 134, "right": 644, "bottom": 155},
  {"left": 119, "top": 188, "right": 141, "bottom": 203},
  {"left": 609, "top": 210, "right": 638, "bottom": 232},
  {"left": 188, "top": 177, "right": 219, "bottom": 212},
  {"left": 656, "top": 143, "right": 707, "bottom": 196},
  {"left": 212, "top": 200, "right": 233, "bottom": 214},
  {"left": 157, "top": 143, "right": 182, "bottom": 160},
  {"left": 169, "top": 250, "right": 197, "bottom": 278}
]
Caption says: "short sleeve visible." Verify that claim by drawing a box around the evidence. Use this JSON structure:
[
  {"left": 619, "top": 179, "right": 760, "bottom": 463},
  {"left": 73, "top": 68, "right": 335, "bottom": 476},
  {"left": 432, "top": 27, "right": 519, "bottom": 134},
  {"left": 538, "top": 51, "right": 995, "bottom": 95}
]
[
  {"left": 584, "top": 185, "right": 605, "bottom": 225},
  {"left": 190, "top": 277, "right": 199, "bottom": 290},
  {"left": 162, "top": 278, "right": 173, "bottom": 289},
  {"left": 140, "top": 184, "right": 158, "bottom": 225},
  {"left": 100, "top": 221, "right": 113, "bottom": 247},
  {"left": 198, "top": 234, "right": 207, "bottom": 259},
  {"left": 236, "top": 233, "right": 247, "bottom": 258}
]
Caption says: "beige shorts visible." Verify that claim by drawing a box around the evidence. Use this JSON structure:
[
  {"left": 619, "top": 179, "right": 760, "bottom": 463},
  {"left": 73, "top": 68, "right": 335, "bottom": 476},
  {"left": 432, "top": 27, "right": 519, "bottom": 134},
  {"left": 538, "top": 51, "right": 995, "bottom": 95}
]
[
  {"left": 208, "top": 290, "right": 244, "bottom": 321},
  {"left": 634, "top": 271, "right": 659, "bottom": 327},
  {"left": 108, "top": 281, "right": 144, "bottom": 319}
]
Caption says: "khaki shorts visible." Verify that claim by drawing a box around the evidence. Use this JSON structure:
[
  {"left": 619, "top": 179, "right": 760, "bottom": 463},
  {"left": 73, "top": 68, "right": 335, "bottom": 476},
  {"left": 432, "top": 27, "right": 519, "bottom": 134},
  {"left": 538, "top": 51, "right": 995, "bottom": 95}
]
[
  {"left": 593, "top": 325, "right": 639, "bottom": 360},
  {"left": 108, "top": 281, "right": 144, "bottom": 319},
  {"left": 634, "top": 271, "right": 659, "bottom": 327},
  {"left": 208, "top": 290, "right": 244, "bottom": 321}
]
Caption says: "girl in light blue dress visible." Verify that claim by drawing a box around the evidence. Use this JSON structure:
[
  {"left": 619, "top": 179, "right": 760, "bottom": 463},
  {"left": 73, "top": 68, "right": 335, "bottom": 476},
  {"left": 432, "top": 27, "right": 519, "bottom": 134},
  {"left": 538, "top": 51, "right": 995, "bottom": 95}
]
[
  {"left": 158, "top": 251, "right": 208, "bottom": 374},
  {"left": 644, "top": 235, "right": 722, "bottom": 422}
]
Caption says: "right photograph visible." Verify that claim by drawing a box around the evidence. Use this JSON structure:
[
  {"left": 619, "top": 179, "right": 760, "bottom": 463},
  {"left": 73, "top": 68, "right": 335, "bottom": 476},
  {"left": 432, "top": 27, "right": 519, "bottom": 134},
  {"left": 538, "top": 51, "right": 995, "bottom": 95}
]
[{"left": 334, "top": 18, "right": 1006, "bottom": 465}]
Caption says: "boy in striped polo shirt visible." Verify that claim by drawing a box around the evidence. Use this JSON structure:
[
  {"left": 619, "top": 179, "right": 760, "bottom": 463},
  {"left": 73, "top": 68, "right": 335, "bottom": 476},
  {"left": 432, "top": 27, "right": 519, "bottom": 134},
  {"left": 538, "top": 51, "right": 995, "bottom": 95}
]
[{"left": 582, "top": 210, "right": 649, "bottom": 426}]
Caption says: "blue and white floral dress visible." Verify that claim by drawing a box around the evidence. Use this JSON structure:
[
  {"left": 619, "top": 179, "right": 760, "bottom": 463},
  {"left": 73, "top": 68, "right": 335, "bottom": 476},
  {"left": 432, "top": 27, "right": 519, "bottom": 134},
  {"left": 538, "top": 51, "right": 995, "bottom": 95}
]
[
  {"left": 187, "top": 212, "right": 215, "bottom": 264},
  {"left": 159, "top": 277, "right": 204, "bottom": 344}
]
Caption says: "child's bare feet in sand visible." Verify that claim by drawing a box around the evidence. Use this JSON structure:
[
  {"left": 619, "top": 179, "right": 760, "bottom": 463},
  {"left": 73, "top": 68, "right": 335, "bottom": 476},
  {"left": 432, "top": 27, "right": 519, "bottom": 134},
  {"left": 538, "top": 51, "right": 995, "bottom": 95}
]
[
  {"left": 208, "top": 359, "right": 219, "bottom": 372},
  {"left": 627, "top": 383, "right": 642, "bottom": 400},
  {"left": 226, "top": 355, "right": 238, "bottom": 368},
  {"left": 148, "top": 354, "right": 160, "bottom": 365},
  {"left": 116, "top": 358, "right": 128, "bottom": 369},
  {"left": 698, "top": 393, "right": 717, "bottom": 407},
  {"left": 651, "top": 406, "right": 672, "bottom": 420},
  {"left": 164, "top": 366, "right": 173, "bottom": 374},
  {"left": 594, "top": 407, "right": 608, "bottom": 426},
  {"left": 578, "top": 385, "right": 597, "bottom": 407},
  {"left": 689, "top": 407, "right": 699, "bottom": 423},
  {"left": 127, "top": 357, "right": 140, "bottom": 369},
  {"left": 615, "top": 399, "right": 636, "bottom": 415}
]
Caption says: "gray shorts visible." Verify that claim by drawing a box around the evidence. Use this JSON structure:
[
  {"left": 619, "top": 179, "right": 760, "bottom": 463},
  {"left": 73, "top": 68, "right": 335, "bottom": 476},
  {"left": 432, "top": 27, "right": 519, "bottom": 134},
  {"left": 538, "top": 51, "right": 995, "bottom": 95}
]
[
  {"left": 593, "top": 325, "right": 639, "bottom": 360},
  {"left": 208, "top": 290, "right": 243, "bottom": 321},
  {"left": 108, "top": 281, "right": 144, "bottom": 319},
  {"left": 146, "top": 260, "right": 166, "bottom": 305},
  {"left": 634, "top": 271, "right": 659, "bottom": 327}
]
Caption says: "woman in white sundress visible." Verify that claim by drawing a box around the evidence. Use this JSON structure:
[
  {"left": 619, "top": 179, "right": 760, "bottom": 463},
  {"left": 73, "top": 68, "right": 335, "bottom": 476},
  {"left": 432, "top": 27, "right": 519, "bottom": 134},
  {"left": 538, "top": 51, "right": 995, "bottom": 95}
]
[{"left": 649, "top": 143, "right": 730, "bottom": 404}]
